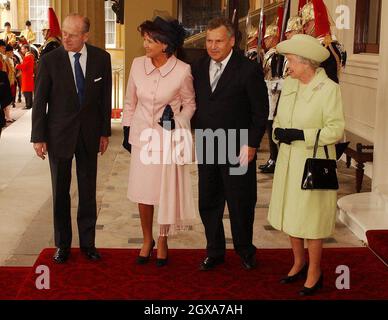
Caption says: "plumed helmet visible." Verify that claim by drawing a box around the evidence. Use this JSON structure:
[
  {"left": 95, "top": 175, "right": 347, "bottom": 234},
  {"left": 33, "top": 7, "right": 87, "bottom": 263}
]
[
  {"left": 301, "top": 1, "right": 315, "bottom": 26},
  {"left": 286, "top": 16, "right": 303, "bottom": 33},
  {"left": 264, "top": 24, "right": 278, "bottom": 39},
  {"left": 41, "top": 21, "right": 49, "bottom": 31},
  {"left": 301, "top": 0, "right": 332, "bottom": 37}
]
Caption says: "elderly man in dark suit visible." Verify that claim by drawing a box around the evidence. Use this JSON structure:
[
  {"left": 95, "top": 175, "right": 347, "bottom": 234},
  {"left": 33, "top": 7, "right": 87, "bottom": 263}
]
[
  {"left": 31, "top": 13, "right": 112, "bottom": 263},
  {"left": 192, "top": 17, "right": 269, "bottom": 271}
]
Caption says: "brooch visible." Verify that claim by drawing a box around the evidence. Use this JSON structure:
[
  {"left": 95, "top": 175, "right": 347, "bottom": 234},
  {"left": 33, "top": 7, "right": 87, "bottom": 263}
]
[{"left": 313, "top": 82, "right": 325, "bottom": 92}]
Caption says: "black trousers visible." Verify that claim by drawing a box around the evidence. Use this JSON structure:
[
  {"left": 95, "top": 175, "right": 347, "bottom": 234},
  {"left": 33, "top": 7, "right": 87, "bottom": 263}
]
[
  {"left": 24, "top": 92, "right": 33, "bottom": 108},
  {"left": 48, "top": 135, "right": 98, "bottom": 249},
  {"left": 198, "top": 161, "right": 257, "bottom": 258},
  {"left": 266, "top": 120, "right": 278, "bottom": 161}
]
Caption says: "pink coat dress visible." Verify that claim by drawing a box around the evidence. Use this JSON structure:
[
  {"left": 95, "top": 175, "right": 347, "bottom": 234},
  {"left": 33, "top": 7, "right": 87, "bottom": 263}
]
[{"left": 122, "top": 55, "right": 196, "bottom": 205}]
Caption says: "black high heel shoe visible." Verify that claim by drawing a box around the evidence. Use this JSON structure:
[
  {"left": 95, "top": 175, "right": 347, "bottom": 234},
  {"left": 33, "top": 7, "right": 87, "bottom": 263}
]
[
  {"left": 136, "top": 240, "right": 155, "bottom": 265},
  {"left": 299, "top": 273, "right": 324, "bottom": 296},
  {"left": 156, "top": 241, "right": 168, "bottom": 267},
  {"left": 280, "top": 263, "right": 308, "bottom": 284},
  {"left": 156, "top": 256, "right": 168, "bottom": 267}
]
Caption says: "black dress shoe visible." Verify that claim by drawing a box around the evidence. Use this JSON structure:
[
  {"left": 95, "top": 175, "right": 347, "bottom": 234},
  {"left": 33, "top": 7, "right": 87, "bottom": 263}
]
[
  {"left": 299, "top": 273, "right": 324, "bottom": 296},
  {"left": 241, "top": 254, "right": 257, "bottom": 270},
  {"left": 199, "top": 256, "right": 225, "bottom": 271},
  {"left": 53, "top": 248, "right": 71, "bottom": 264},
  {"left": 280, "top": 263, "right": 308, "bottom": 284},
  {"left": 258, "top": 158, "right": 274, "bottom": 170},
  {"left": 136, "top": 240, "right": 155, "bottom": 265},
  {"left": 81, "top": 247, "right": 101, "bottom": 261},
  {"left": 260, "top": 160, "right": 276, "bottom": 173},
  {"left": 258, "top": 162, "right": 268, "bottom": 170}
]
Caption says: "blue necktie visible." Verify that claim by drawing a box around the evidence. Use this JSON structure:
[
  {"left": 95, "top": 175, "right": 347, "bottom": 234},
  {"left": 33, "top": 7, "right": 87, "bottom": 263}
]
[{"left": 74, "top": 52, "right": 85, "bottom": 105}]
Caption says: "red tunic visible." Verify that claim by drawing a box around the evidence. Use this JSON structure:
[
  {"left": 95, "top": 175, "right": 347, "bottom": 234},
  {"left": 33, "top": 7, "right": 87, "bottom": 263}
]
[{"left": 16, "top": 53, "right": 35, "bottom": 93}]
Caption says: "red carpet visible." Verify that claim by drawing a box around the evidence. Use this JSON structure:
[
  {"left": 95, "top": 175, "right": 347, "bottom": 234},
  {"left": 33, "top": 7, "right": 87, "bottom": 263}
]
[
  {"left": 0, "top": 267, "right": 31, "bottom": 300},
  {"left": 9, "top": 247, "right": 388, "bottom": 300},
  {"left": 367, "top": 230, "right": 388, "bottom": 265}
]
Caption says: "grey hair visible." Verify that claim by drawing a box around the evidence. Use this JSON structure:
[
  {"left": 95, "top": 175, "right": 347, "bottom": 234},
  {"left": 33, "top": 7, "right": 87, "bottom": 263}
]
[
  {"left": 296, "top": 55, "right": 320, "bottom": 69},
  {"left": 207, "top": 17, "right": 235, "bottom": 38},
  {"left": 65, "top": 13, "right": 90, "bottom": 33}
]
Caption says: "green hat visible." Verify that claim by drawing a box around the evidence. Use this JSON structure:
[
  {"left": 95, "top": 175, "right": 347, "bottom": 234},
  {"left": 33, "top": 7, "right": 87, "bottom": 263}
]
[{"left": 276, "top": 34, "right": 330, "bottom": 63}]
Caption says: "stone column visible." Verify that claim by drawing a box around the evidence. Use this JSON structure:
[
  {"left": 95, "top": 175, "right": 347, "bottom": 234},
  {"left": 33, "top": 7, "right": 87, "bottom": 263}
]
[
  {"left": 337, "top": 0, "right": 388, "bottom": 242},
  {"left": 372, "top": 0, "right": 388, "bottom": 197},
  {"left": 9, "top": 0, "right": 18, "bottom": 28},
  {"left": 51, "top": 0, "right": 105, "bottom": 49},
  {"left": 16, "top": 0, "right": 29, "bottom": 31}
]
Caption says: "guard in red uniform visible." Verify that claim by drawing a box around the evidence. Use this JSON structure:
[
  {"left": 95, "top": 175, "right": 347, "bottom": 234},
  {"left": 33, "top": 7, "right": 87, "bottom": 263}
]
[{"left": 16, "top": 44, "right": 35, "bottom": 109}]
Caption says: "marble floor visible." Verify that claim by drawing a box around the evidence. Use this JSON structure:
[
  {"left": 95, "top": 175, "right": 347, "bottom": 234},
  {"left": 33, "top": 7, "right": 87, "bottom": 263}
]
[{"left": 0, "top": 110, "right": 370, "bottom": 266}]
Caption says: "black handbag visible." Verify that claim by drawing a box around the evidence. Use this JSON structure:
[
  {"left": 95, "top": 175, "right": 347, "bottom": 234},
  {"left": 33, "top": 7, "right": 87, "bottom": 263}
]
[{"left": 301, "top": 130, "right": 339, "bottom": 190}]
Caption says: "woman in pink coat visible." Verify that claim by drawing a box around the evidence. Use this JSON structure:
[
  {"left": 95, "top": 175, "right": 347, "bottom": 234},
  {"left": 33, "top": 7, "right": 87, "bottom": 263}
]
[{"left": 122, "top": 16, "right": 196, "bottom": 267}]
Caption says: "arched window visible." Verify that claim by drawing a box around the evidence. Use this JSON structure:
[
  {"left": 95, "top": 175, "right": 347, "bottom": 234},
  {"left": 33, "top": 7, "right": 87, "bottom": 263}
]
[{"left": 105, "top": 0, "right": 116, "bottom": 48}]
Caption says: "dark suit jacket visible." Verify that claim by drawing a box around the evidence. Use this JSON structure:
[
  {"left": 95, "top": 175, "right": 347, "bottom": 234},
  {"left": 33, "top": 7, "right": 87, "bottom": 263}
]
[
  {"left": 31, "top": 44, "right": 112, "bottom": 158},
  {"left": 192, "top": 50, "right": 269, "bottom": 156},
  {"left": 0, "top": 71, "right": 12, "bottom": 129}
]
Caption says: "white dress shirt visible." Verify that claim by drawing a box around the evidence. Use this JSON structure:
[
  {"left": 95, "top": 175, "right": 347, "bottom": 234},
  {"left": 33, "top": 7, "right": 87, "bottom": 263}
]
[
  {"left": 68, "top": 44, "right": 87, "bottom": 92},
  {"left": 209, "top": 49, "right": 233, "bottom": 85}
]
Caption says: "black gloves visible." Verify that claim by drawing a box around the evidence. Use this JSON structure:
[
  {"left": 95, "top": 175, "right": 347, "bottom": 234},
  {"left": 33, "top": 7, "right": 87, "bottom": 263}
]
[
  {"left": 122, "top": 126, "right": 131, "bottom": 153},
  {"left": 274, "top": 128, "right": 305, "bottom": 145},
  {"left": 158, "top": 104, "right": 175, "bottom": 130}
]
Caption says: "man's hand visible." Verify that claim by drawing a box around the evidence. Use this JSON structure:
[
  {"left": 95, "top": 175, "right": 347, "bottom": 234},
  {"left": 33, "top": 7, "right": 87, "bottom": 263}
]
[
  {"left": 33, "top": 142, "right": 47, "bottom": 160},
  {"left": 99, "top": 136, "right": 109, "bottom": 155},
  {"left": 239, "top": 145, "right": 256, "bottom": 166}
]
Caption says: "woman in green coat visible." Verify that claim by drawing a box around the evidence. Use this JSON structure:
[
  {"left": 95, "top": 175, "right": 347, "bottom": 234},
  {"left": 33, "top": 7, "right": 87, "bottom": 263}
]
[{"left": 267, "top": 35, "right": 345, "bottom": 296}]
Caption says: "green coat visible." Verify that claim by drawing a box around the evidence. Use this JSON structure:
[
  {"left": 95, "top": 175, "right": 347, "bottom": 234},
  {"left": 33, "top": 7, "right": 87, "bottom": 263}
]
[{"left": 268, "top": 68, "right": 345, "bottom": 239}]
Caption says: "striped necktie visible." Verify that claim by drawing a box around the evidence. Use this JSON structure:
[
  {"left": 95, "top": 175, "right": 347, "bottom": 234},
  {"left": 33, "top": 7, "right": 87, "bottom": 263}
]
[{"left": 211, "top": 62, "right": 223, "bottom": 92}]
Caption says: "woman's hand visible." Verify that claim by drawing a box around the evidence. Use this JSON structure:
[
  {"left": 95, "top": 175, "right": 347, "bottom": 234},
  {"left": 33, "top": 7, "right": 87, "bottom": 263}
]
[
  {"left": 158, "top": 104, "right": 175, "bottom": 130},
  {"left": 274, "top": 128, "right": 305, "bottom": 144},
  {"left": 122, "top": 126, "right": 131, "bottom": 153}
]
